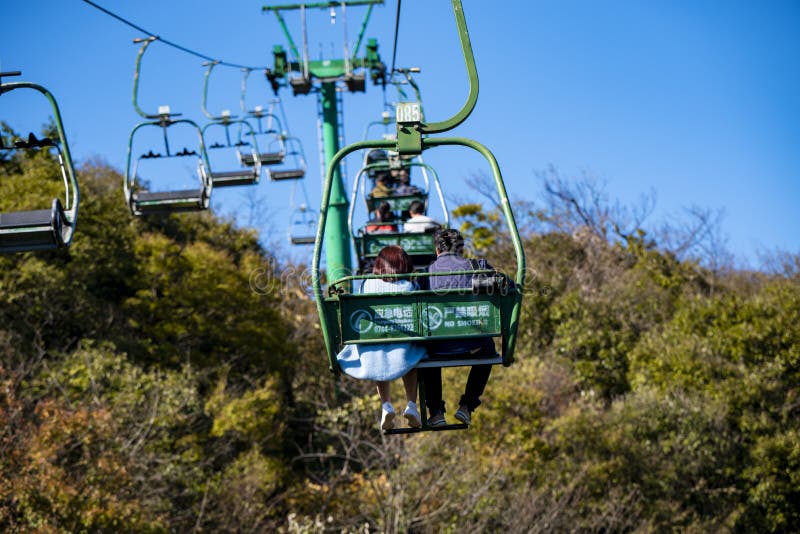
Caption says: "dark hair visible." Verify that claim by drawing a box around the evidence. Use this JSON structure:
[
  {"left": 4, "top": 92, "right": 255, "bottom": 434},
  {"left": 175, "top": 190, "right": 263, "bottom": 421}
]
[
  {"left": 434, "top": 228, "right": 464, "bottom": 255},
  {"left": 375, "top": 201, "right": 392, "bottom": 221},
  {"left": 367, "top": 149, "right": 388, "bottom": 164},
  {"left": 396, "top": 167, "right": 410, "bottom": 184},
  {"left": 408, "top": 200, "right": 425, "bottom": 215},
  {"left": 373, "top": 245, "right": 414, "bottom": 281}
]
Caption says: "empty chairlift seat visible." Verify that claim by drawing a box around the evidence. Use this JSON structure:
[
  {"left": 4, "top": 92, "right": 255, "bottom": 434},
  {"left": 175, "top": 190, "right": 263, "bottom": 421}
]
[
  {"left": 266, "top": 136, "right": 306, "bottom": 181},
  {"left": 0, "top": 198, "right": 72, "bottom": 252},
  {"left": 0, "top": 91, "right": 80, "bottom": 253},
  {"left": 125, "top": 118, "right": 213, "bottom": 216},
  {"left": 202, "top": 118, "right": 261, "bottom": 188},
  {"left": 288, "top": 205, "right": 317, "bottom": 245},
  {"left": 132, "top": 188, "right": 209, "bottom": 214}
]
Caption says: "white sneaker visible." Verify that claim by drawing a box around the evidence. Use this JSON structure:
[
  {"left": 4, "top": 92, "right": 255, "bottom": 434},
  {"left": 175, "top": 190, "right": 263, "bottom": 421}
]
[
  {"left": 380, "top": 402, "right": 396, "bottom": 430},
  {"left": 403, "top": 401, "right": 422, "bottom": 428}
]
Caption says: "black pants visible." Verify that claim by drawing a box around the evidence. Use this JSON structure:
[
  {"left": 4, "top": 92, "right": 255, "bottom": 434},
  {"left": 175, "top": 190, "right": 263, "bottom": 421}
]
[{"left": 421, "top": 364, "right": 492, "bottom": 416}]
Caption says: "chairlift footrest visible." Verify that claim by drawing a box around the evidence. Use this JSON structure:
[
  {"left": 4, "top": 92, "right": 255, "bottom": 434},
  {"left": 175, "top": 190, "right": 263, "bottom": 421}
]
[
  {"left": 384, "top": 423, "right": 468, "bottom": 435},
  {"left": 416, "top": 355, "right": 503, "bottom": 369}
]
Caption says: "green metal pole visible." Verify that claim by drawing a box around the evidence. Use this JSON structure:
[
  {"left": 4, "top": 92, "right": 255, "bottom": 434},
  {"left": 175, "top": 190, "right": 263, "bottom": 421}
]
[{"left": 320, "top": 82, "right": 352, "bottom": 282}]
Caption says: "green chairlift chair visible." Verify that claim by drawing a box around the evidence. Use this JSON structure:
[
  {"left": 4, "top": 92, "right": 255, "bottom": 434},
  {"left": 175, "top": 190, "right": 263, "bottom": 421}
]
[
  {"left": 288, "top": 204, "right": 317, "bottom": 245},
  {"left": 125, "top": 115, "right": 212, "bottom": 215},
  {"left": 349, "top": 159, "right": 448, "bottom": 273},
  {"left": 239, "top": 70, "right": 288, "bottom": 167},
  {"left": 200, "top": 61, "right": 261, "bottom": 187},
  {"left": 124, "top": 37, "right": 212, "bottom": 215},
  {"left": 0, "top": 72, "right": 80, "bottom": 252},
  {"left": 266, "top": 135, "right": 307, "bottom": 181},
  {"left": 313, "top": 0, "right": 526, "bottom": 435}
]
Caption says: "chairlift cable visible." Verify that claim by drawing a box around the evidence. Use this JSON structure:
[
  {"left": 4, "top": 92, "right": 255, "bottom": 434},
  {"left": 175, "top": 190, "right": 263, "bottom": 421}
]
[{"left": 79, "top": 0, "right": 269, "bottom": 70}]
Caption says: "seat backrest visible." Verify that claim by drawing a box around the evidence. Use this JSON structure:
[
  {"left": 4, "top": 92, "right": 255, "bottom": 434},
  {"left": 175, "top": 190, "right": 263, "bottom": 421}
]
[
  {"left": 356, "top": 232, "right": 435, "bottom": 259},
  {"left": 337, "top": 289, "right": 502, "bottom": 344},
  {"left": 366, "top": 192, "right": 427, "bottom": 213}
]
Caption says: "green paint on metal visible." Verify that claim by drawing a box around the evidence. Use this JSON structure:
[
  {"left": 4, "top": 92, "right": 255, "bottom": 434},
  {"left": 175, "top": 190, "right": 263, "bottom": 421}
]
[
  {"left": 356, "top": 232, "right": 435, "bottom": 258},
  {"left": 336, "top": 290, "right": 503, "bottom": 342},
  {"left": 131, "top": 37, "right": 160, "bottom": 120},
  {"left": 308, "top": 59, "right": 347, "bottom": 78},
  {"left": 272, "top": 45, "right": 289, "bottom": 77},
  {"left": 419, "top": 0, "right": 479, "bottom": 135},
  {"left": 272, "top": 12, "right": 302, "bottom": 61},
  {"left": 320, "top": 82, "right": 352, "bottom": 285},
  {"left": 364, "top": 193, "right": 427, "bottom": 213},
  {"left": 351, "top": 5, "right": 375, "bottom": 59},
  {"left": 0, "top": 81, "right": 80, "bottom": 227},
  {"left": 201, "top": 61, "right": 235, "bottom": 121}
]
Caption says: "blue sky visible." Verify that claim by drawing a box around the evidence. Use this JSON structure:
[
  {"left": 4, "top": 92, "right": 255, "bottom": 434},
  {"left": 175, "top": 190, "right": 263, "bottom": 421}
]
[{"left": 2, "top": 1, "right": 798, "bottom": 267}]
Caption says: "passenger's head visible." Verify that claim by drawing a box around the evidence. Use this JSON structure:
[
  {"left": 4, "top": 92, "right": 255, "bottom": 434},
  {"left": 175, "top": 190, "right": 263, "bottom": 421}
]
[
  {"left": 367, "top": 150, "right": 389, "bottom": 180},
  {"left": 434, "top": 228, "right": 465, "bottom": 256},
  {"left": 408, "top": 200, "right": 425, "bottom": 216},
  {"left": 375, "top": 200, "right": 392, "bottom": 221},
  {"left": 392, "top": 166, "right": 410, "bottom": 184},
  {"left": 367, "top": 149, "right": 388, "bottom": 165},
  {"left": 373, "top": 245, "right": 414, "bottom": 281}
]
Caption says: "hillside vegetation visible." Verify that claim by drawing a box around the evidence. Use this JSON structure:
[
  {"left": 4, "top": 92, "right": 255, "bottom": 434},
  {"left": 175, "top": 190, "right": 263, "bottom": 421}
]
[{"left": 1, "top": 134, "right": 798, "bottom": 532}]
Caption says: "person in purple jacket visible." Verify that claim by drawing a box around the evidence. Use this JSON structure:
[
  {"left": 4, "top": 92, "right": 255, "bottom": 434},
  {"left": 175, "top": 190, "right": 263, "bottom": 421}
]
[{"left": 422, "top": 228, "right": 496, "bottom": 427}]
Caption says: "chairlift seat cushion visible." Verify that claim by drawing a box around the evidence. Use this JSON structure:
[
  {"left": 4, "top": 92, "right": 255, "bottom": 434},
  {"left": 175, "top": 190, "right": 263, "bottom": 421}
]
[
  {"left": 356, "top": 232, "right": 435, "bottom": 259},
  {"left": 270, "top": 169, "right": 305, "bottom": 181},
  {"left": 337, "top": 290, "right": 502, "bottom": 344},
  {"left": 366, "top": 193, "right": 427, "bottom": 213},
  {"left": 0, "top": 198, "right": 69, "bottom": 252},
  {"left": 210, "top": 170, "right": 258, "bottom": 187},
  {"left": 0, "top": 209, "right": 53, "bottom": 229},
  {"left": 133, "top": 189, "right": 207, "bottom": 214},
  {"left": 240, "top": 152, "right": 285, "bottom": 166}
]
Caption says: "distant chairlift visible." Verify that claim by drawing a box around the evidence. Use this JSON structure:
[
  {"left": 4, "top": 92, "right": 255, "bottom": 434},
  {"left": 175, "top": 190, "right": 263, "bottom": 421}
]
[
  {"left": 239, "top": 69, "right": 287, "bottom": 167},
  {"left": 267, "top": 135, "right": 307, "bottom": 181},
  {"left": 288, "top": 204, "right": 317, "bottom": 245},
  {"left": 348, "top": 158, "right": 449, "bottom": 273},
  {"left": 200, "top": 62, "right": 261, "bottom": 187},
  {"left": 124, "top": 38, "right": 211, "bottom": 215},
  {"left": 0, "top": 71, "right": 80, "bottom": 252},
  {"left": 125, "top": 108, "right": 211, "bottom": 215}
]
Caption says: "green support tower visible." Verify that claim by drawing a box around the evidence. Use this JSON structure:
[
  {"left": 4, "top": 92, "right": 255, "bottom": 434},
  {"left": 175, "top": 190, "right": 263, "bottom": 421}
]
[{"left": 262, "top": 1, "right": 387, "bottom": 283}]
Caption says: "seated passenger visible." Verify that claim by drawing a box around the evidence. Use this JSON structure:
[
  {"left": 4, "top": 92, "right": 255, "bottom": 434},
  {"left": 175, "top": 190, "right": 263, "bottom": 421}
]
[
  {"left": 422, "top": 228, "right": 496, "bottom": 428},
  {"left": 365, "top": 201, "right": 398, "bottom": 233},
  {"left": 365, "top": 149, "right": 389, "bottom": 180},
  {"left": 336, "top": 245, "right": 425, "bottom": 430},
  {"left": 370, "top": 172, "right": 394, "bottom": 198},
  {"left": 403, "top": 200, "right": 440, "bottom": 234},
  {"left": 392, "top": 166, "right": 421, "bottom": 196}
]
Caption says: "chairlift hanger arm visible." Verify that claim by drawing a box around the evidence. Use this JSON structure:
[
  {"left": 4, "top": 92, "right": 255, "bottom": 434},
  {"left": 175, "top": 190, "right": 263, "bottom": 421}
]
[
  {"left": 131, "top": 37, "right": 161, "bottom": 119},
  {"left": 0, "top": 81, "right": 80, "bottom": 217},
  {"left": 419, "top": 0, "right": 478, "bottom": 135},
  {"left": 201, "top": 61, "right": 237, "bottom": 121}
]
